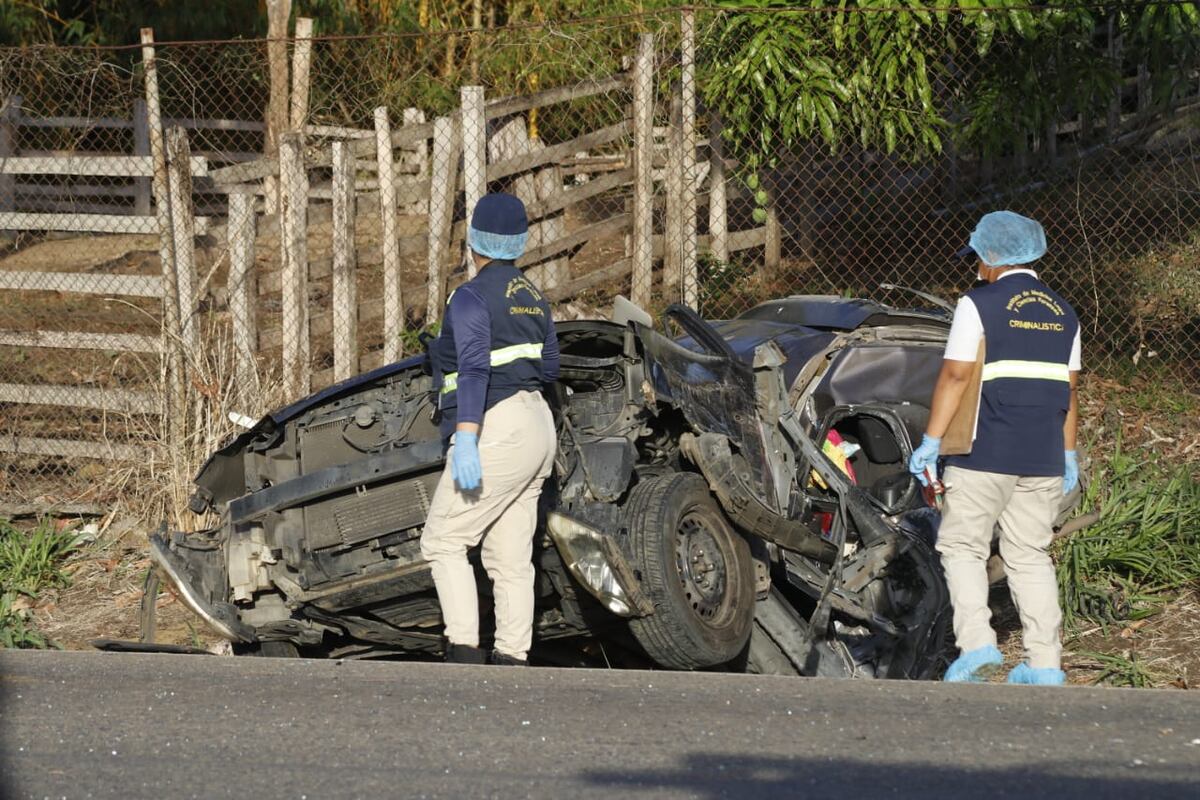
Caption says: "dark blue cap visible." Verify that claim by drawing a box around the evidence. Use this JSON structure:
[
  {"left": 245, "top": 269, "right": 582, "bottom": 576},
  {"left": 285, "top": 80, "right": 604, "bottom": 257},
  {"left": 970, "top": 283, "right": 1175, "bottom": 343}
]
[
  {"left": 470, "top": 193, "right": 528, "bottom": 236},
  {"left": 955, "top": 245, "right": 975, "bottom": 259}
]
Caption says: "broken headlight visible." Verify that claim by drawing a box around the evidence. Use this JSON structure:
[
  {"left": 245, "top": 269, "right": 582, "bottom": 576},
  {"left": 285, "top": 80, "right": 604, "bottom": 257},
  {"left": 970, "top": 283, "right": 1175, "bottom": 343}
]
[{"left": 547, "top": 512, "right": 642, "bottom": 617}]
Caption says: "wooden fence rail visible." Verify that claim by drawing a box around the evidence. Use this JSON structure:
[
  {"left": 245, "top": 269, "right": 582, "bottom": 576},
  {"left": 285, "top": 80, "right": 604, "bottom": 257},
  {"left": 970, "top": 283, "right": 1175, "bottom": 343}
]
[
  {"left": 245, "top": 29, "right": 779, "bottom": 386},
  {"left": 0, "top": 16, "right": 763, "bottom": 473}
]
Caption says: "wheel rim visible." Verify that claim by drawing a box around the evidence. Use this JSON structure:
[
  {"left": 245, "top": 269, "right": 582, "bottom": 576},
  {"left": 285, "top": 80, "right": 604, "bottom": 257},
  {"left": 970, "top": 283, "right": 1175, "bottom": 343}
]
[{"left": 674, "top": 509, "right": 731, "bottom": 623}]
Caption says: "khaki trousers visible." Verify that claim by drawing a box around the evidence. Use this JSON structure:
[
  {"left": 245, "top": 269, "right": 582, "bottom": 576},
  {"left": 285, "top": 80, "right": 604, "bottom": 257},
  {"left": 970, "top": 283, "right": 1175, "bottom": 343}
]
[
  {"left": 936, "top": 466, "right": 1063, "bottom": 669},
  {"left": 419, "top": 391, "right": 555, "bottom": 660}
]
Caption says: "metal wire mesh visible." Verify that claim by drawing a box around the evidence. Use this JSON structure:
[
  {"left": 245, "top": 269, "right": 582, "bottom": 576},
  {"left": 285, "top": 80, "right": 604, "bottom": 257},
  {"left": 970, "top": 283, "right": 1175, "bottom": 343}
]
[
  {"left": 685, "top": 5, "right": 1200, "bottom": 378},
  {"left": 0, "top": 5, "right": 1197, "bottom": 514}
]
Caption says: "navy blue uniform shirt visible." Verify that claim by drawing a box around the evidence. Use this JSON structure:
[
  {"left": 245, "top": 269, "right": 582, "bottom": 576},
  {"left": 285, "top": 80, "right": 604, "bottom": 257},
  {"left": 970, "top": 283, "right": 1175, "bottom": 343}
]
[{"left": 430, "top": 260, "right": 559, "bottom": 440}]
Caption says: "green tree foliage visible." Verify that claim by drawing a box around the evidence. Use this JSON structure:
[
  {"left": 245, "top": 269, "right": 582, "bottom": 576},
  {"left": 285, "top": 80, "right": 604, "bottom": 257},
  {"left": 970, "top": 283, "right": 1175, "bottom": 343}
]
[
  {"left": 700, "top": 1, "right": 1200, "bottom": 167},
  {"left": 701, "top": 0, "right": 948, "bottom": 166},
  {"left": 0, "top": 1, "right": 678, "bottom": 44},
  {"left": 0, "top": 1, "right": 259, "bottom": 45}
]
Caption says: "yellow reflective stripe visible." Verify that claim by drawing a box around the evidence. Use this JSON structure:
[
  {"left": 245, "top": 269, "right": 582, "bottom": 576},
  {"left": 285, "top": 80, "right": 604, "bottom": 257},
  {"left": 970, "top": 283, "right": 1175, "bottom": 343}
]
[
  {"left": 981, "top": 360, "right": 1070, "bottom": 383},
  {"left": 440, "top": 342, "right": 544, "bottom": 394},
  {"left": 490, "top": 342, "right": 543, "bottom": 366}
]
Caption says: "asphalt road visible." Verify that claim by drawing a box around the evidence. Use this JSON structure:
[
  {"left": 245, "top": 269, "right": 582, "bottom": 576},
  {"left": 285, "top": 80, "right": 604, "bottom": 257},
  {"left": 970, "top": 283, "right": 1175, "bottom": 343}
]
[{"left": 1, "top": 651, "right": 1198, "bottom": 799}]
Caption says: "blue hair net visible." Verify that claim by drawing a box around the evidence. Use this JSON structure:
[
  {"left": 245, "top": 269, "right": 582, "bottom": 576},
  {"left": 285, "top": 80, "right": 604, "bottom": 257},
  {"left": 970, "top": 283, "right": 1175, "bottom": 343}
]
[
  {"left": 468, "top": 226, "right": 529, "bottom": 261},
  {"left": 968, "top": 211, "right": 1047, "bottom": 267}
]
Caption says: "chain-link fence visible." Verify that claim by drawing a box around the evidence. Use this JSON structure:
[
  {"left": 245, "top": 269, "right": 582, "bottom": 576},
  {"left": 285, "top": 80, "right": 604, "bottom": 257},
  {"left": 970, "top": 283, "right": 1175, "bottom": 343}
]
[
  {"left": 1, "top": 5, "right": 1197, "bottom": 516},
  {"left": 687, "top": 4, "right": 1200, "bottom": 373}
]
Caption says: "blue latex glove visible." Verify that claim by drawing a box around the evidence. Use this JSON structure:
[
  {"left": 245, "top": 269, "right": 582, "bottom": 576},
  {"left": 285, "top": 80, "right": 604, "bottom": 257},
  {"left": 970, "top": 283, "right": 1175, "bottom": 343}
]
[
  {"left": 451, "top": 431, "right": 481, "bottom": 491},
  {"left": 908, "top": 434, "right": 942, "bottom": 486},
  {"left": 1063, "top": 450, "right": 1079, "bottom": 495}
]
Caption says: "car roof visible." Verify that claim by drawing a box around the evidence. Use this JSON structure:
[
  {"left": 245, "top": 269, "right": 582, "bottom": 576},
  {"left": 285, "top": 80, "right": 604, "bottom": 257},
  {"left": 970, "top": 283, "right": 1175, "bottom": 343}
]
[{"left": 736, "top": 295, "right": 950, "bottom": 330}]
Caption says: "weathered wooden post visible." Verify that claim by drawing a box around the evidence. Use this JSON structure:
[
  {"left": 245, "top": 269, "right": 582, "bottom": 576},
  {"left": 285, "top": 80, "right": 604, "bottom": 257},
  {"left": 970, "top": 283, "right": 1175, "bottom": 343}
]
[
  {"left": 631, "top": 33, "right": 655, "bottom": 309},
  {"left": 132, "top": 98, "right": 152, "bottom": 216},
  {"left": 140, "top": 28, "right": 186, "bottom": 456},
  {"left": 663, "top": 87, "right": 683, "bottom": 294},
  {"left": 374, "top": 106, "right": 402, "bottom": 363},
  {"left": 765, "top": 204, "right": 781, "bottom": 275},
  {"left": 707, "top": 113, "right": 728, "bottom": 266},
  {"left": 461, "top": 85, "right": 486, "bottom": 277},
  {"left": 1043, "top": 119, "right": 1058, "bottom": 164},
  {"left": 227, "top": 189, "right": 258, "bottom": 397},
  {"left": 289, "top": 18, "right": 314, "bottom": 131},
  {"left": 426, "top": 115, "right": 460, "bottom": 324},
  {"left": 1137, "top": 61, "right": 1150, "bottom": 114},
  {"left": 0, "top": 95, "right": 20, "bottom": 216},
  {"left": 1107, "top": 17, "right": 1123, "bottom": 139},
  {"left": 263, "top": 0, "right": 292, "bottom": 214},
  {"left": 402, "top": 107, "right": 428, "bottom": 215},
  {"left": 279, "top": 131, "right": 310, "bottom": 393},
  {"left": 166, "top": 126, "right": 199, "bottom": 357},
  {"left": 331, "top": 139, "right": 358, "bottom": 382},
  {"left": 530, "top": 139, "right": 569, "bottom": 291},
  {"left": 680, "top": 7, "right": 698, "bottom": 309},
  {"left": 488, "top": 116, "right": 567, "bottom": 292}
]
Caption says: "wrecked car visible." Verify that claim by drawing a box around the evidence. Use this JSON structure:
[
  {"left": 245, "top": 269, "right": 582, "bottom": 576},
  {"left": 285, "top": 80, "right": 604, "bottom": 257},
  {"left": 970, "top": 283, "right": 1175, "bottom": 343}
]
[{"left": 150, "top": 294, "right": 1076, "bottom": 678}]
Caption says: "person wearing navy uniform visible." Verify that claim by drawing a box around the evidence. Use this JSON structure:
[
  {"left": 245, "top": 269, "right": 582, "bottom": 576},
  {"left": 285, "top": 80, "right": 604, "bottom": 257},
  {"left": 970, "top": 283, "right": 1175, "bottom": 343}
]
[
  {"left": 909, "top": 211, "right": 1081, "bottom": 685},
  {"left": 420, "top": 193, "right": 559, "bottom": 666}
]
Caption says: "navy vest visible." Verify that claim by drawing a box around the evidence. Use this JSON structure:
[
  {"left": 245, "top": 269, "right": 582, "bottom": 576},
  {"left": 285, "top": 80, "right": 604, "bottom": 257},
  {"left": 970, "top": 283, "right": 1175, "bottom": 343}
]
[
  {"left": 947, "top": 273, "right": 1078, "bottom": 477},
  {"left": 429, "top": 261, "right": 551, "bottom": 436}
]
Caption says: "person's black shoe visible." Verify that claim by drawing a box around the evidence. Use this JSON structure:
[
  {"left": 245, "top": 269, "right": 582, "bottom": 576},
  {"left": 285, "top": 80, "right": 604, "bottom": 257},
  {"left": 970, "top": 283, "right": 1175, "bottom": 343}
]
[
  {"left": 445, "top": 643, "right": 488, "bottom": 664},
  {"left": 490, "top": 650, "right": 528, "bottom": 666}
]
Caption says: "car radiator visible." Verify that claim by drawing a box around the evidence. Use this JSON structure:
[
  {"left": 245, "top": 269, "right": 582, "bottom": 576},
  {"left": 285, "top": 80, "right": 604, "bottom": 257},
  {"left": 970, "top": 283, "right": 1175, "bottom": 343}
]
[{"left": 303, "top": 471, "right": 441, "bottom": 550}]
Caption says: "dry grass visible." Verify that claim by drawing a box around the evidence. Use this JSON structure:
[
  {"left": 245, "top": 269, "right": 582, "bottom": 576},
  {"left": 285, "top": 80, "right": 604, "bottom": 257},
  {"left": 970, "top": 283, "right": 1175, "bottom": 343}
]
[
  {"left": 29, "top": 521, "right": 222, "bottom": 651},
  {"left": 984, "top": 368, "right": 1200, "bottom": 689},
  {"left": 23, "top": 307, "right": 289, "bottom": 650}
]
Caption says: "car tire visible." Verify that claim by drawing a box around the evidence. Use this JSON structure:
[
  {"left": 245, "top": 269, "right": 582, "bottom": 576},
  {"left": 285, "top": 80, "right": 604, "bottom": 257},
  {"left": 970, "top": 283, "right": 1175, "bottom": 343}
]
[
  {"left": 625, "top": 472, "right": 755, "bottom": 669},
  {"left": 232, "top": 640, "right": 300, "bottom": 658}
]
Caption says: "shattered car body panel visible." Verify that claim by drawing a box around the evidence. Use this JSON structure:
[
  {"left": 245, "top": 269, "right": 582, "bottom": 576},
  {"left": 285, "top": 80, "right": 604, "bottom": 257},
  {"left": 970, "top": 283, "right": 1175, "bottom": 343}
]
[{"left": 153, "top": 293, "right": 1054, "bottom": 678}]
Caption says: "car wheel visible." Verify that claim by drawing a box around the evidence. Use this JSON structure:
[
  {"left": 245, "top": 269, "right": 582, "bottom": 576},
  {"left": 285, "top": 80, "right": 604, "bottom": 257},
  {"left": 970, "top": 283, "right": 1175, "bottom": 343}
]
[
  {"left": 232, "top": 640, "right": 300, "bottom": 658},
  {"left": 625, "top": 473, "right": 755, "bottom": 669}
]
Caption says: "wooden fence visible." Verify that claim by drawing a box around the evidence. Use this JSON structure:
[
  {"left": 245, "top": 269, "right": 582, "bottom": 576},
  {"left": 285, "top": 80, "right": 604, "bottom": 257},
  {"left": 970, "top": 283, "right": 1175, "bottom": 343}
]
[
  {"left": 204, "top": 22, "right": 769, "bottom": 396},
  {"left": 0, "top": 17, "right": 773, "bottom": 477}
]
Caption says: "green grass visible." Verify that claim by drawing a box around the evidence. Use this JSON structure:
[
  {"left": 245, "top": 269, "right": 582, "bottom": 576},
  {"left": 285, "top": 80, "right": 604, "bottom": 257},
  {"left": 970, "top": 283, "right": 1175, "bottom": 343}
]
[
  {"left": 398, "top": 321, "right": 441, "bottom": 358},
  {"left": 0, "top": 517, "right": 83, "bottom": 649},
  {"left": 1055, "top": 439, "right": 1200, "bottom": 630}
]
